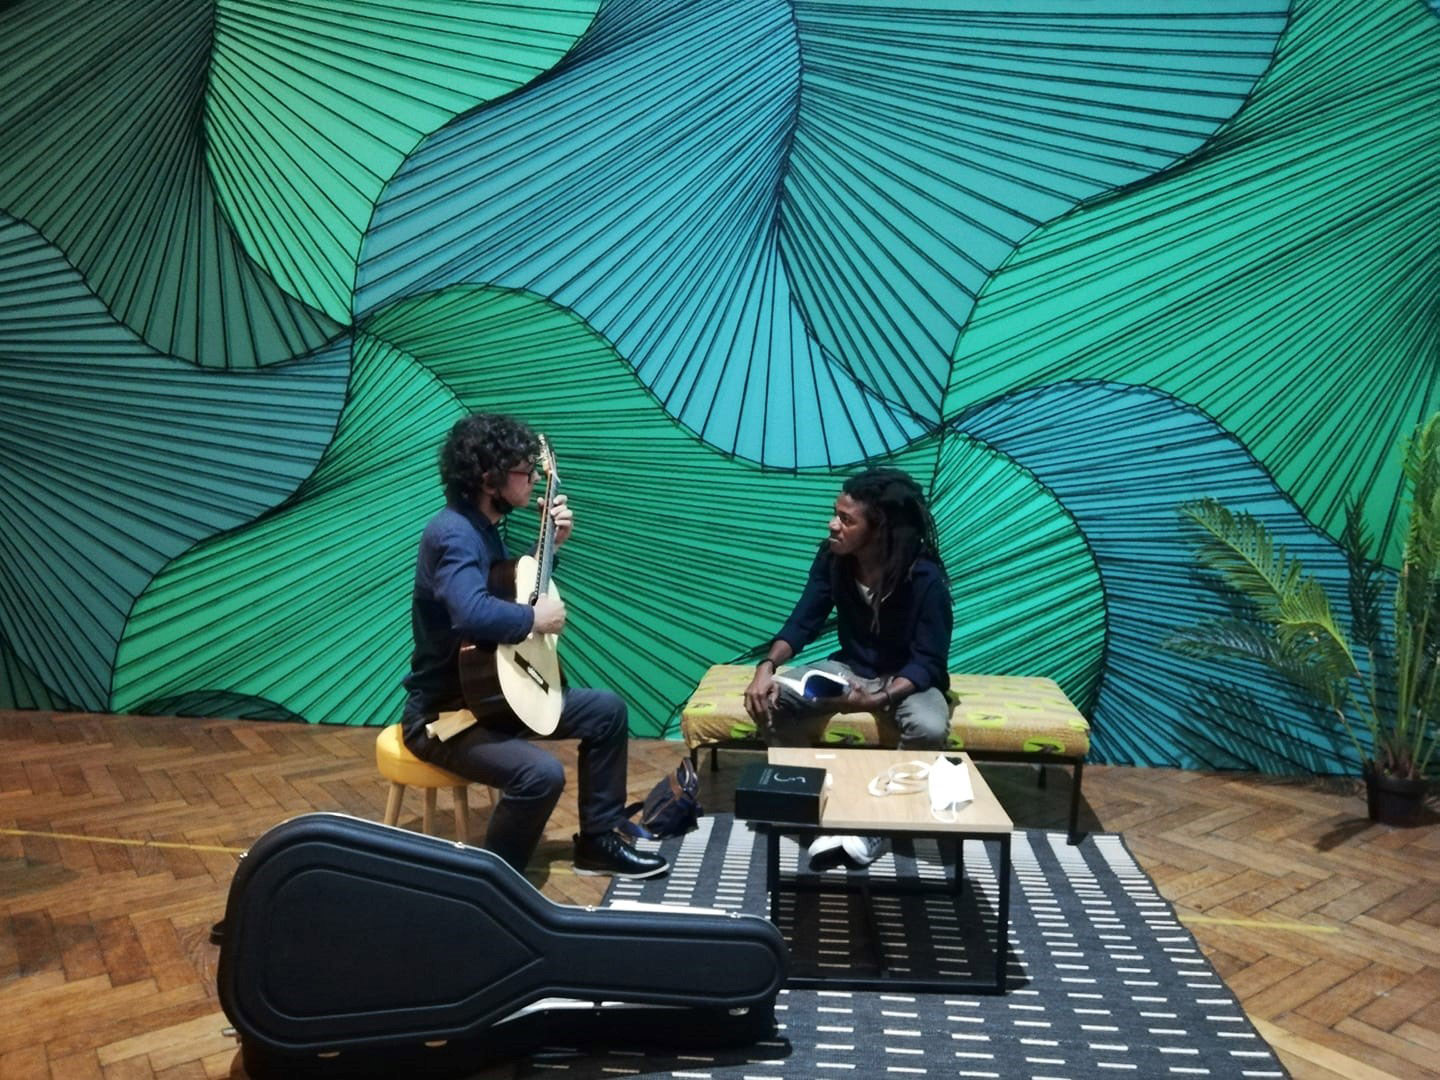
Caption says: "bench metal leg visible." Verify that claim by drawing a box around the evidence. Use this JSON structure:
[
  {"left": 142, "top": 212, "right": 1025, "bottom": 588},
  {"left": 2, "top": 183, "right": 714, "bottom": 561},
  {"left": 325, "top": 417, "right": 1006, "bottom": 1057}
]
[
  {"left": 689, "top": 743, "right": 721, "bottom": 773},
  {"left": 1068, "top": 759, "right": 1085, "bottom": 845}
]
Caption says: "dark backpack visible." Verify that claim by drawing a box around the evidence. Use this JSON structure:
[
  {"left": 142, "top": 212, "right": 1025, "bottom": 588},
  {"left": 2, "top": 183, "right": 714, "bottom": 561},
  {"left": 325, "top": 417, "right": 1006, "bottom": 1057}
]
[{"left": 622, "top": 758, "right": 702, "bottom": 839}]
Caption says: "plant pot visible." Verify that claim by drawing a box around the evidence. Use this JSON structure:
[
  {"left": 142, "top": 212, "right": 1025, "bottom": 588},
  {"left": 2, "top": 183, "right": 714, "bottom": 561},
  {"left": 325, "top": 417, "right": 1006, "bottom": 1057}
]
[{"left": 1364, "top": 767, "right": 1429, "bottom": 826}]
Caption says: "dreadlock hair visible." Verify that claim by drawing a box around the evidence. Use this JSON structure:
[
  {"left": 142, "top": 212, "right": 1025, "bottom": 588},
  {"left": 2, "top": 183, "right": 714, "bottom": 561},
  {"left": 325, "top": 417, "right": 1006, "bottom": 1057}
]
[
  {"left": 837, "top": 468, "right": 948, "bottom": 615},
  {"left": 439, "top": 413, "right": 540, "bottom": 506}
]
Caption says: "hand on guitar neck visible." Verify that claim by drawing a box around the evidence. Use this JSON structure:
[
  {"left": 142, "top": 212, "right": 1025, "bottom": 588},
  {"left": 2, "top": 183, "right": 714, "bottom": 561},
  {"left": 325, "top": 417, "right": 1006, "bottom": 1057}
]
[{"left": 531, "top": 593, "right": 567, "bottom": 635}]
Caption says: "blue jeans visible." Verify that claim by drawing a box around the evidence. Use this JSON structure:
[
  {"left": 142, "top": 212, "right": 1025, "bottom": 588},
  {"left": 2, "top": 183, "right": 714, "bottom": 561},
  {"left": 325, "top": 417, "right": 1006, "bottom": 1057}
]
[{"left": 404, "top": 688, "right": 629, "bottom": 872}]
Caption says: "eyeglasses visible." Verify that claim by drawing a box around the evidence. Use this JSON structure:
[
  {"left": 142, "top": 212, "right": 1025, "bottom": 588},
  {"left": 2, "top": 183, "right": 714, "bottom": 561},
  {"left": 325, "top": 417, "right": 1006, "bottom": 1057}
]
[{"left": 508, "top": 463, "right": 540, "bottom": 480}]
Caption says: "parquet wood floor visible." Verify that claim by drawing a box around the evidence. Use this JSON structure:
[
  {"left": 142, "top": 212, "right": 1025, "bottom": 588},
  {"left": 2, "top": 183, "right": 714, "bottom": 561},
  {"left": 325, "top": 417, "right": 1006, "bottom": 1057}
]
[{"left": 1, "top": 710, "right": 1436, "bottom": 1079}]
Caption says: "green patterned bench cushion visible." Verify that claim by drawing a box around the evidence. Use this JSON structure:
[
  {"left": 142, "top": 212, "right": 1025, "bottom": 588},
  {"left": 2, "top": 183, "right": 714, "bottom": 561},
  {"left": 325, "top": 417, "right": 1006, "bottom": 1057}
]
[{"left": 680, "top": 664, "right": 1090, "bottom": 757}]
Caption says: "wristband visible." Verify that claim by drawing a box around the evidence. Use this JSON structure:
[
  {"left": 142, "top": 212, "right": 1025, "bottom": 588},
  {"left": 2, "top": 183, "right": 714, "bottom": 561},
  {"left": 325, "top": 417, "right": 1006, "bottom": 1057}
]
[{"left": 757, "top": 658, "right": 776, "bottom": 671}]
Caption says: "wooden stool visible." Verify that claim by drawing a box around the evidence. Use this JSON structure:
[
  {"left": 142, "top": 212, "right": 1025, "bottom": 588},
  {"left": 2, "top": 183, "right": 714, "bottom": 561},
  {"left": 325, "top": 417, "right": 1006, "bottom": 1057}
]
[{"left": 375, "top": 723, "right": 473, "bottom": 840}]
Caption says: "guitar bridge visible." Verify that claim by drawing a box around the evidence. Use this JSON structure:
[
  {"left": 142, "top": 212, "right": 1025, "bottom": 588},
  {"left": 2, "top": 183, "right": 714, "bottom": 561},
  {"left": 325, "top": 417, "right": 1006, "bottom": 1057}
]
[{"left": 516, "top": 653, "right": 550, "bottom": 691}]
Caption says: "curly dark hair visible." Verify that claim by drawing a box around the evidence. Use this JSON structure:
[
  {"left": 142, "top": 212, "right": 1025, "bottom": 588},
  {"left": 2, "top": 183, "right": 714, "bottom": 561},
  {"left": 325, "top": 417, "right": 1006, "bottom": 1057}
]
[
  {"left": 439, "top": 413, "right": 539, "bottom": 505},
  {"left": 837, "top": 467, "right": 948, "bottom": 599}
]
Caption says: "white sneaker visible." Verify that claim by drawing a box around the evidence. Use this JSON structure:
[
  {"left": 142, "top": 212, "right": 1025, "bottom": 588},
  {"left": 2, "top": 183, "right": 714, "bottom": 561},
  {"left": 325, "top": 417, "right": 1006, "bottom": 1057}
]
[
  {"left": 840, "top": 834, "right": 890, "bottom": 868},
  {"left": 807, "top": 833, "right": 847, "bottom": 871}
]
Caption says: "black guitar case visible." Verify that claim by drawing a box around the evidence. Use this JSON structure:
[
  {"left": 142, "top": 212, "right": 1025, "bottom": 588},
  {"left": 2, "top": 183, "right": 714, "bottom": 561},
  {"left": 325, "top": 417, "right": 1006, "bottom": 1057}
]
[{"left": 215, "top": 813, "right": 786, "bottom": 1077}]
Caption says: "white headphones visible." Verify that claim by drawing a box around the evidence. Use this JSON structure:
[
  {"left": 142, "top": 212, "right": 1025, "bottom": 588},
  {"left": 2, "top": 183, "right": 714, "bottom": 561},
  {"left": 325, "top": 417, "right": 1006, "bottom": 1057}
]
[
  {"left": 866, "top": 760, "right": 931, "bottom": 797},
  {"left": 867, "top": 756, "right": 972, "bottom": 822}
]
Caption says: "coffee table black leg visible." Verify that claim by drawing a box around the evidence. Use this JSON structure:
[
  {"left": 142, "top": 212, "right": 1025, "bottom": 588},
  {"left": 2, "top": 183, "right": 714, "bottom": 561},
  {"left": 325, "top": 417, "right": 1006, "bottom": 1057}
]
[
  {"left": 858, "top": 880, "right": 884, "bottom": 974},
  {"left": 767, "top": 827, "right": 1011, "bottom": 995},
  {"left": 993, "top": 834, "right": 1011, "bottom": 992},
  {"left": 766, "top": 829, "right": 781, "bottom": 924}
]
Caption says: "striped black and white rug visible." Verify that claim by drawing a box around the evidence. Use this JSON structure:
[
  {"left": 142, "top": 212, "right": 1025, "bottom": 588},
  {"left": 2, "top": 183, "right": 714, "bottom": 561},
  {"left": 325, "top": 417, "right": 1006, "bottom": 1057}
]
[{"left": 519, "top": 814, "right": 1289, "bottom": 1079}]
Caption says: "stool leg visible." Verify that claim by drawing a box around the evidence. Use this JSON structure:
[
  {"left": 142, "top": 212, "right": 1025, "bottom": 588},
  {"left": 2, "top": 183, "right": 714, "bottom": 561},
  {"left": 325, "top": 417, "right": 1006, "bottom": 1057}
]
[
  {"left": 423, "top": 788, "right": 437, "bottom": 835},
  {"left": 384, "top": 783, "right": 404, "bottom": 826},
  {"left": 452, "top": 786, "right": 469, "bottom": 842}
]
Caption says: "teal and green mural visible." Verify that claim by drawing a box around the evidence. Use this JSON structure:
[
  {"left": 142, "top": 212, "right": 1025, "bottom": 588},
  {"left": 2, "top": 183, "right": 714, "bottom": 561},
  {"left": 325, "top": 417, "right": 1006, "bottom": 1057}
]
[{"left": 1, "top": 0, "right": 1435, "bottom": 775}]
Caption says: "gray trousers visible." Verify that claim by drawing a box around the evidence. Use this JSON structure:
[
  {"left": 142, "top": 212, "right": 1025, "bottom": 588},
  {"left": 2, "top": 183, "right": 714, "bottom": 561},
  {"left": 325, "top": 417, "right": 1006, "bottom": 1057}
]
[{"left": 763, "top": 660, "right": 950, "bottom": 750}]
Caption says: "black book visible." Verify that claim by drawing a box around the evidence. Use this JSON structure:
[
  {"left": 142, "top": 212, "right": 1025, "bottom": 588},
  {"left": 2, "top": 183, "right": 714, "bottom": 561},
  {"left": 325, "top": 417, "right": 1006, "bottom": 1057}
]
[{"left": 772, "top": 669, "right": 849, "bottom": 701}]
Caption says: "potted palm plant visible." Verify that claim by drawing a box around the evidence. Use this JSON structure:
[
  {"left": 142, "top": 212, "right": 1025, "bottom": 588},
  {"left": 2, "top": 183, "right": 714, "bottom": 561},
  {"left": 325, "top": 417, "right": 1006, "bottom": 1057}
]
[{"left": 1165, "top": 412, "right": 1439, "bottom": 824}]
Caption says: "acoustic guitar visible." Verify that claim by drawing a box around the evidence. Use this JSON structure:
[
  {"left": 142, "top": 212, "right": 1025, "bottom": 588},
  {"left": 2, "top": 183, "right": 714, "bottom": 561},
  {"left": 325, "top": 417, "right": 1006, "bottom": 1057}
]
[{"left": 457, "top": 436, "right": 564, "bottom": 735}]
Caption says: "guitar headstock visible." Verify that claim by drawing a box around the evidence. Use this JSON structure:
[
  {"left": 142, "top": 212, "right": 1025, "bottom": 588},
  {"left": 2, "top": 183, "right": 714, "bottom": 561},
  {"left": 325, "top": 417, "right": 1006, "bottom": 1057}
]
[
  {"left": 533, "top": 435, "right": 562, "bottom": 585},
  {"left": 536, "top": 434, "right": 559, "bottom": 488}
]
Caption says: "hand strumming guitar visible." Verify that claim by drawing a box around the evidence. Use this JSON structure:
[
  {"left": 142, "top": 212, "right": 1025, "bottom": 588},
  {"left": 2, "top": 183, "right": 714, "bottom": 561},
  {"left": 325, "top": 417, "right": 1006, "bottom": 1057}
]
[{"left": 532, "top": 594, "right": 567, "bottom": 635}]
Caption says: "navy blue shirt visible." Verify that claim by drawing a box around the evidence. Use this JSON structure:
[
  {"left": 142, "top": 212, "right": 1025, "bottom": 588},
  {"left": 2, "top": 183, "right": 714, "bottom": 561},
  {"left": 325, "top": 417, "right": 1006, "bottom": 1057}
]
[
  {"left": 402, "top": 501, "right": 535, "bottom": 730},
  {"left": 776, "top": 549, "right": 952, "bottom": 692}
]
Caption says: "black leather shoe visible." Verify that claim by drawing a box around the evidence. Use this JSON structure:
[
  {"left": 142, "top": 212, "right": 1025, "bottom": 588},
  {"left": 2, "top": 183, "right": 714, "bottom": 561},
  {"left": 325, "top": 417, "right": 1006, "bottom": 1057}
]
[{"left": 573, "top": 830, "right": 669, "bottom": 879}]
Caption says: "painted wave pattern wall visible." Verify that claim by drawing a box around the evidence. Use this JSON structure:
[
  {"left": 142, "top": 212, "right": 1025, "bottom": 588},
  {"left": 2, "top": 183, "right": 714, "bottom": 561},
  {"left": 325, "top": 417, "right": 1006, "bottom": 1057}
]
[{"left": 1, "top": 0, "right": 1435, "bottom": 774}]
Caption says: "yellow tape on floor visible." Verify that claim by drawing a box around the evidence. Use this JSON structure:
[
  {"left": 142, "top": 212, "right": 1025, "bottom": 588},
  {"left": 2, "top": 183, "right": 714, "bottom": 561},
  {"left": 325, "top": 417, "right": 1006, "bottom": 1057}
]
[
  {"left": 0, "top": 826, "right": 245, "bottom": 854},
  {"left": 1181, "top": 914, "right": 1340, "bottom": 934}
]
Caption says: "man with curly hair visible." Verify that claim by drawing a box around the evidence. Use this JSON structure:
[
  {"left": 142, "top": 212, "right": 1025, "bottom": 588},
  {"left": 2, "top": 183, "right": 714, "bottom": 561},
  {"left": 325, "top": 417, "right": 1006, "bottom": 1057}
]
[
  {"left": 401, "top": 413, "right": 667, "bottom": 879},
  {"left": 744, "top": 467, "right": 953, "bottom": 869}
]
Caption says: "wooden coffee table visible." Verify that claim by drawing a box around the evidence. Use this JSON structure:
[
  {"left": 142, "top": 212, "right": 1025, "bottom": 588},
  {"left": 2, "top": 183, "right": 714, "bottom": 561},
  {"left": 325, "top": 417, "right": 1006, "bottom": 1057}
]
[{"left": 756, "top": 747, "right": 1013, "bottom": 993}]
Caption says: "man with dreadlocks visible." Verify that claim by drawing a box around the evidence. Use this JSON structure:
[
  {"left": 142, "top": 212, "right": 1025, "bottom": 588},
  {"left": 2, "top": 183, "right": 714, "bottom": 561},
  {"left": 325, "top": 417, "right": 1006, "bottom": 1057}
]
[{"left": 744, "top": 467, "right": 953, "bottom": 868}]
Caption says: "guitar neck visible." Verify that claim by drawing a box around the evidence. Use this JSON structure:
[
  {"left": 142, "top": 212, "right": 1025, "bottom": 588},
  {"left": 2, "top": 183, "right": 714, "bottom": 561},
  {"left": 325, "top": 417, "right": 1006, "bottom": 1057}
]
[
  {"left": 528, "top": 433, "right": 560, "bottom": 604},
  {"left": 533, "top": 514, "right": 557, "bottom": 600},
  {"left": 530, "top": 475, "right": 559, "bottom": 603}
]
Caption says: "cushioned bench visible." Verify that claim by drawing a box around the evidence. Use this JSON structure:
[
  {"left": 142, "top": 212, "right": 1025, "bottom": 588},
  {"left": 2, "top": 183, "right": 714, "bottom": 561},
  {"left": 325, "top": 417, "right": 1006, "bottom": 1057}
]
[{"left": 680, "top": 664, "right": 1091, "bottom": 844}]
